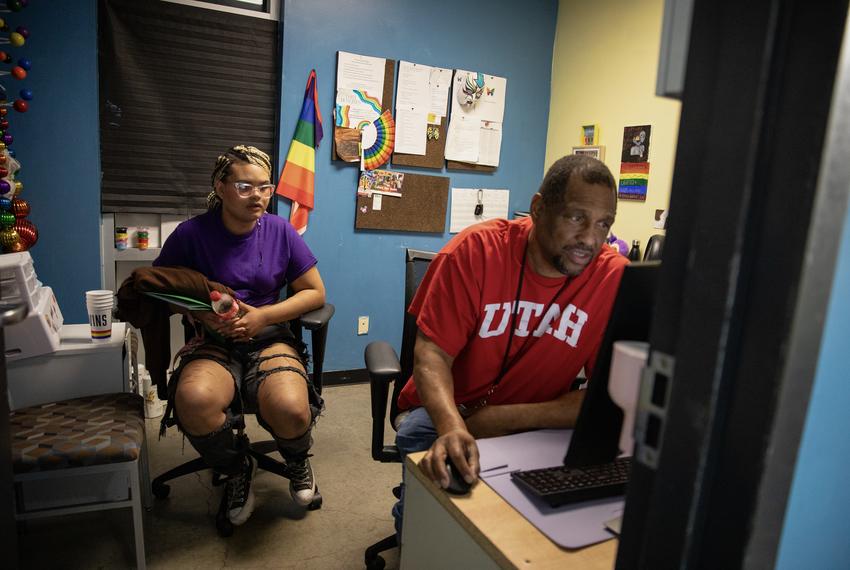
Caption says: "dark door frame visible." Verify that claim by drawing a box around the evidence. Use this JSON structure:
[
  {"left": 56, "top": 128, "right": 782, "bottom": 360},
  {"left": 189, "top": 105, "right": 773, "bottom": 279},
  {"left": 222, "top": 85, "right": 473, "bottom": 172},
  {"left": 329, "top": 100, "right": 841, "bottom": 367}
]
[
  {"left": 617, "top": 0, "right": 850, "bottom": 568},
  {"left": 1, "top": 326, "right": 18, "bottom": 568}
]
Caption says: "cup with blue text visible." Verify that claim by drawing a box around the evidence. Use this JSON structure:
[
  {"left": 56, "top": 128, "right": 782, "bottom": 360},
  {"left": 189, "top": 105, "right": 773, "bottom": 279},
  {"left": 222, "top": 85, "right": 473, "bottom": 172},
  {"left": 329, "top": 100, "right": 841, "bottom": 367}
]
[{"left": 85, "top": 289, "right": 114, "bottom": 341}]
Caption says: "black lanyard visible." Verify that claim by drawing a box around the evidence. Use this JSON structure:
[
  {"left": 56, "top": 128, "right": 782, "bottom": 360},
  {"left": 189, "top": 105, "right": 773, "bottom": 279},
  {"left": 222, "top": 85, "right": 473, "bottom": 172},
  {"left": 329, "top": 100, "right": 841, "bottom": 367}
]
[{"left": 472, "top": 241, "right": 571, "bottom": 409}]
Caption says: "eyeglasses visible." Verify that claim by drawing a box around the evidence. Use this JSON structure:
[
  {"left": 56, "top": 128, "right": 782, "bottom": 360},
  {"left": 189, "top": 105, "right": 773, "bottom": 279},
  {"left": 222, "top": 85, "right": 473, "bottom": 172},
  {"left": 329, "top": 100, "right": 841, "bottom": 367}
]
[{"left": 230, "top": 181, "right": 275, "bottom": 197}]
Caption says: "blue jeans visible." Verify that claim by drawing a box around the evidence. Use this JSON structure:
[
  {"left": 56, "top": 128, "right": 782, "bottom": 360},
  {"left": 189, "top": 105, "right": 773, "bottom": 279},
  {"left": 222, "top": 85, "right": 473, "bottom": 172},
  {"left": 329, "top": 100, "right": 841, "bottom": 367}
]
[{"left": 392, "top": 407, "right": 438, "bottom": 538}]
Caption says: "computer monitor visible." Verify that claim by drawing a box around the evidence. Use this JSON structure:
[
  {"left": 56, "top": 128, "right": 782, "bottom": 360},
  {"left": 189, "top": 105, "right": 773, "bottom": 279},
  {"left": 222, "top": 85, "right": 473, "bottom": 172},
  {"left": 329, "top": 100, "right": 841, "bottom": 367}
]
[{"left": 563, "top": 261, "right": 660, "bottom": 468}]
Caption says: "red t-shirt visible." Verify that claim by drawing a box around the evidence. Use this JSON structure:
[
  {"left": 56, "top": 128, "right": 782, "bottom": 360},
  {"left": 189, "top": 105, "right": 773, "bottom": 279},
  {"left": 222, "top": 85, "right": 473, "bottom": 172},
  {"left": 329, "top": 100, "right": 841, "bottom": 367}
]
[{"left": 397, "top": 217, "right": 627, "bottom": 410}]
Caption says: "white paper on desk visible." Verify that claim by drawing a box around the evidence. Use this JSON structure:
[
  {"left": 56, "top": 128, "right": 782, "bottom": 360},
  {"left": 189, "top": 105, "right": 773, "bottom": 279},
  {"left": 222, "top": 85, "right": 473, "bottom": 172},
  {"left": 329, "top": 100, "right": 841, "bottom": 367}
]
[
  {"left": 395, "top": 106, "right": 428, "bottom": 155},
  {"left": 337, "top": 51, "right": 385, "bottom": 104},
  {"left": 450, "top": 188, "right": 510, "bottom": 233},
  {"left": 429, "top": 67, "right": 452, "bottom": 119},
  {"left": 477, "top": 122, "right": 503, "bottom": 167},
  {"left": 397, "top": 61, "right": 430, "bottom": 110},
  {"left": 445, "top": 115, "right": 480, "bottom": 162}
]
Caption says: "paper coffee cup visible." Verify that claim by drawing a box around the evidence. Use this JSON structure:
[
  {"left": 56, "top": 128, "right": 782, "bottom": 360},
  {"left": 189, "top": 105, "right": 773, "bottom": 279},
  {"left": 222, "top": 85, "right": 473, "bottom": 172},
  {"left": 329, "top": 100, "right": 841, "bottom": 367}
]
[{"left": 85, "top": 290, "right": 114, "bottom": 340}]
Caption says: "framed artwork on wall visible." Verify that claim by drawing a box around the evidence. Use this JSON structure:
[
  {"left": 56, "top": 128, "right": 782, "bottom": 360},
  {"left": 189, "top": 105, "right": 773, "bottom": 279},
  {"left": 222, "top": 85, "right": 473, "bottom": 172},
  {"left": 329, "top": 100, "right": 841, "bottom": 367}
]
[
  {"left": 572, "top": 145, "right": 605, "bottom": 161},
  {"left": 581, "top": 124, "right": 599, "bottom": 145}
]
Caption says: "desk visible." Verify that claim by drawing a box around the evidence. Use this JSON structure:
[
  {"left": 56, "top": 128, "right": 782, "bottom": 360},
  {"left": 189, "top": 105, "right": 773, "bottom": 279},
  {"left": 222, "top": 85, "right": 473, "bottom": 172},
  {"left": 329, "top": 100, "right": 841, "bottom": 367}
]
[
  {"left": 401, "top": 451, "right": 617, "bottom": 569},
  {"left": 7, "top": 323, "right": 131, "bottom": 410}
]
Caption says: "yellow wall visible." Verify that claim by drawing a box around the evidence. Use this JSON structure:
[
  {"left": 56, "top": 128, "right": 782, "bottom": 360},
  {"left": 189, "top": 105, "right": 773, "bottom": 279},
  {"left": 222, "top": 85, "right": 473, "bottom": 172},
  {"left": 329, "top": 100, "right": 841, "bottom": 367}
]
[{"left": 546, "top": 0, "right": 682, "bottom": 253}]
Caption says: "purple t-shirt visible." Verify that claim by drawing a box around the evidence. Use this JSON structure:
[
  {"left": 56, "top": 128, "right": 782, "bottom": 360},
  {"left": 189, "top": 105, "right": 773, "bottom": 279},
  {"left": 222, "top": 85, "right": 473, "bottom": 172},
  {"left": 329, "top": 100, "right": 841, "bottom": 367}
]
[{"left": 153, "top": 210, "right": 317, "bottom": 307}]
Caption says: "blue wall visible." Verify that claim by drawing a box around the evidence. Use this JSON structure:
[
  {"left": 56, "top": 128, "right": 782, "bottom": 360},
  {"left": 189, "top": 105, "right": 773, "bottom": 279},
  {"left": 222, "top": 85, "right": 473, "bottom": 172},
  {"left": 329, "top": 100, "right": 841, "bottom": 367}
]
[
  {"left": 775, "top": 197, "right": 850, "bottom": 568},
  {"left": 20, "top": 0, "right": 557, "bottom": 369},
  {"left": 13, "top": 0, "right": 101, "bottom": 323},
  {"left": 279, "top": 0, "right": 558, "bottom": 371}
]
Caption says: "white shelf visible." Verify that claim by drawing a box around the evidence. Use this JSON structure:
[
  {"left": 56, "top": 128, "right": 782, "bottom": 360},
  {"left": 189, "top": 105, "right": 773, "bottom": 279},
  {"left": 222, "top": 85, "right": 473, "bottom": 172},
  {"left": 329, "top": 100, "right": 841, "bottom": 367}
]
[
  {"left": 112, "top": 248, "right": 161, "bottom": 262},
  {"left": 101, "top": 213, "right": 185, "bottom": 291}
]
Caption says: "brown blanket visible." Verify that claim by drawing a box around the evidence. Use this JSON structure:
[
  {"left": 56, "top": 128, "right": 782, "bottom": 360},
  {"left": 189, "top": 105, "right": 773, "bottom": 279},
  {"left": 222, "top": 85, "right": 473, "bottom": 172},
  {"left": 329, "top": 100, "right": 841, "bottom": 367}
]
[{"left": 116, "top": 266, "right": 235, "bottom": 399}]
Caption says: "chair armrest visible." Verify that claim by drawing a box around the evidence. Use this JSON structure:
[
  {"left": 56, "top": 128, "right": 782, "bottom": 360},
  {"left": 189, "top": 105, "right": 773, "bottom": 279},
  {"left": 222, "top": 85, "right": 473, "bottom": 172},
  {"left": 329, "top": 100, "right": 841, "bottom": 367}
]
[
  {"left": 365, "top": 340, "right": 402, "bottom": 380},
  {"left": 296, "top": 303, "right": 335, "bottom": 331},
  {"left": 365, "top": 341, "right": 402, "bottom": 462}
]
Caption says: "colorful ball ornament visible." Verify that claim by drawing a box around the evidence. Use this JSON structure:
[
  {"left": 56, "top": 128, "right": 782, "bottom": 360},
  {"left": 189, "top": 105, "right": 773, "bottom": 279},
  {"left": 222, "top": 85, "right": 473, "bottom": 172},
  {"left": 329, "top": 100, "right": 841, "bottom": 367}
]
[
  {"left": 19, "top": 88, "right": 31, "bottom": 101},
  {"left": 0, "top": 197, "right": 9, "bottom": 210},
  {"left": 2, "top": 134, "right": 12, "bottom": 145},
  {"left": 11, "top": 197, "right": 27, "bottom": 218},
  {"left": 0, "top": 51, "right": 9, "bottom": 64},
  {"left": 13, "top": 179, "right": 21, "bottom": 194},
  {"left": 14, "top": 26, "right": 28, "bottom": 39},
  {"left": 6, "top": 239, "right": 23, "bottom": 252},
  {"left": 12, "top": 100, "right": 27, "bottom": 113},
  {"left": 5, "top": 1, "right": 23, "bottom": 12},
  {"left": 17, "top": 58, "right": 30, "bottom": 71},
  {"left": 8, "top": 32, "right": 24, "bottom": 47},
  {"left": 0, "top": 180, "right": 10, "bottom": 194},
  {"left": 0, "top": 226, "right": 18, "bottom": 251},
  {"left": 13, "top": 218, "right": 36, "bottom": 248},
  {"left": 0, "top": 210, "right": 14, "bottom": 227},
  {"left": 10, "top": 66, "right": 25, "bottom": 80}
]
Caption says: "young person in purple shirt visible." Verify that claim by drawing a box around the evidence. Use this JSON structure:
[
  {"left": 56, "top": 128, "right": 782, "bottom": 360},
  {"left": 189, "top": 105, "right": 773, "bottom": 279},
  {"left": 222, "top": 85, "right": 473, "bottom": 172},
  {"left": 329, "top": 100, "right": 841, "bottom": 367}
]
[{"left": 154, "top": 145, "right": 325, "bottom": 526}]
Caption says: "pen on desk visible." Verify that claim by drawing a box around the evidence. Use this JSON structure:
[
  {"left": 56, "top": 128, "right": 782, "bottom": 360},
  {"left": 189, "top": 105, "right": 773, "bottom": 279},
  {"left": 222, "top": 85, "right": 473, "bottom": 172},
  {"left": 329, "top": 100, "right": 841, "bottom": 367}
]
[{"left": 480, "top": 464, "right": 509, "bottom": 473}]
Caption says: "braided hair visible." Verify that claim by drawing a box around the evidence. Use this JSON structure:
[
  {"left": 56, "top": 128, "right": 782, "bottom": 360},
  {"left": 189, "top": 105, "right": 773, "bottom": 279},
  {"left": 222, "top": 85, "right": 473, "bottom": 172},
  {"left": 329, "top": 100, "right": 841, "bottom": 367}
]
[{"left": 207, "top": 145, "right": 273, "bottom": 210}]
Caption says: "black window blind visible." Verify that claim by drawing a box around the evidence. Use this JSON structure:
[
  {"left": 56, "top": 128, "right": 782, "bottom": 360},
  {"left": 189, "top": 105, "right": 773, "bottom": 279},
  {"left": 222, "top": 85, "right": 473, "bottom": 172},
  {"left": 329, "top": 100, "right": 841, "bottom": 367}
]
[{"left": 98, "top": 0, "right": 280, "bottom": 214}]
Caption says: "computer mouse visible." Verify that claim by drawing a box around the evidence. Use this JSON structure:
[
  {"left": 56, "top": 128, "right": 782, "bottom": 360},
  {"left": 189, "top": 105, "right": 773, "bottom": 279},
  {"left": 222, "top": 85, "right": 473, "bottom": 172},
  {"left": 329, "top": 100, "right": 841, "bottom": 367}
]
[{"left": 445, "top": 457, "right": 473, "bottom": 495}]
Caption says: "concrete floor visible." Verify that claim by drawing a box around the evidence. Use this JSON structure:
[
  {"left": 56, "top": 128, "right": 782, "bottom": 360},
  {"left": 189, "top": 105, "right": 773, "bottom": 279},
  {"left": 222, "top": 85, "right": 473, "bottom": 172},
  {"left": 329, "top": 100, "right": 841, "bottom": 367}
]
[{"left": 16, "top": 382, "right": 401, "bottom": 569}]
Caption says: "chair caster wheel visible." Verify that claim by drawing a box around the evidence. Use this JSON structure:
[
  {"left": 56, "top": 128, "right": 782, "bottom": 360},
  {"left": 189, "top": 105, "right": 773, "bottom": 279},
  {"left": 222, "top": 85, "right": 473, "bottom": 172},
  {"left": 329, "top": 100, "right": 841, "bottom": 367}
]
[
  {"left": 152, "top": 482, "right": 170, "bottom": 499},
  {"left": 216, "top": 514, "right": 234, "bottom": 537},
  {"left": 307, "top": 486, "right": 323, "bottom": 510}
]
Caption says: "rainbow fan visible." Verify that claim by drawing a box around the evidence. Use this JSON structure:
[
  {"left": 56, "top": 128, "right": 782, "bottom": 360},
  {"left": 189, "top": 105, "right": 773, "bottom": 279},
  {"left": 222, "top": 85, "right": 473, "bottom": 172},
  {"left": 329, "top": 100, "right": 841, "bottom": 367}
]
[{"left": 360, "top": 109, "right": 395, "bottom": 170}]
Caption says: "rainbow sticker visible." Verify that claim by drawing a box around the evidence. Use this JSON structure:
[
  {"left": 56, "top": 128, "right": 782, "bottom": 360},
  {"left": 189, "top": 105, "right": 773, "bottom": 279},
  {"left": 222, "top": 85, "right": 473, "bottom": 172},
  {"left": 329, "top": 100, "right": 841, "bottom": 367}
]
[
  {"left": 353, "top": 90, "right": 382, "bottom": 114},
  {"left": 361, "top": 110, "right": 395, "bottom": 171}
]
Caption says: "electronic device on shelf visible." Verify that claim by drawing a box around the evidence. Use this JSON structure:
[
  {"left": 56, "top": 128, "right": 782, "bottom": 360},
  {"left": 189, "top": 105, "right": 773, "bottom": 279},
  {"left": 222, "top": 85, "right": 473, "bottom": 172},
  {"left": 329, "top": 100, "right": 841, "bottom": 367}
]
[{"left": 1, "top": 251, "right": 63, "bottom": 361}]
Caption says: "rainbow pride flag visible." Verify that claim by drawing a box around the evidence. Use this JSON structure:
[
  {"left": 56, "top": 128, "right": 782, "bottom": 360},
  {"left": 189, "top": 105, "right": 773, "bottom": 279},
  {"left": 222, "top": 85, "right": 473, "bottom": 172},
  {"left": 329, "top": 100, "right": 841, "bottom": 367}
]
[
  {"left": 618, "top": 161, "right": 650, "bottom": 201},
  {"left": 276, "top": 69, "right": 324, "bottom": 234}
]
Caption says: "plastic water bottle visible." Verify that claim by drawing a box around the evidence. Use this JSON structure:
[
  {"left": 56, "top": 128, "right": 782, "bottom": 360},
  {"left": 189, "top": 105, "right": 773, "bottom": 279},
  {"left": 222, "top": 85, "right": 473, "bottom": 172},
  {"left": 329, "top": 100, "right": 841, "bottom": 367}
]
[{"left": 209, "top": 290, "right": 239, "bottom": 320}]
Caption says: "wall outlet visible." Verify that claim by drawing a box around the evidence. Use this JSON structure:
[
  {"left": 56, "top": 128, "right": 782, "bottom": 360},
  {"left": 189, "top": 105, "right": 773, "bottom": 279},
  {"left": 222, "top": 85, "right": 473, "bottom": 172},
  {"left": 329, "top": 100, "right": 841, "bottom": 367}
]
[{"left": 357, "top": 316, "right": 369, "bottom": 335}]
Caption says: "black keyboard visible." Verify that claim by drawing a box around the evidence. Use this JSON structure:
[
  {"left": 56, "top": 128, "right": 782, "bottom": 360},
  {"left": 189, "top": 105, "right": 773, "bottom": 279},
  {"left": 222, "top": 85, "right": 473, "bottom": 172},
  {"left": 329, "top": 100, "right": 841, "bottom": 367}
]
[{"left": 511, "top": 457, "right": 631, "bottom": 507}]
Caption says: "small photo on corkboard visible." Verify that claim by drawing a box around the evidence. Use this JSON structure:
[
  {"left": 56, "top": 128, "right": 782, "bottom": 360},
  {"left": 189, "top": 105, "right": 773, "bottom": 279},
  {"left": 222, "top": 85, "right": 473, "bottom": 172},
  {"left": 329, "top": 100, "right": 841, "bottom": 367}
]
[{"left": 355, "top": 172, "right": 449, "bottom": 233}]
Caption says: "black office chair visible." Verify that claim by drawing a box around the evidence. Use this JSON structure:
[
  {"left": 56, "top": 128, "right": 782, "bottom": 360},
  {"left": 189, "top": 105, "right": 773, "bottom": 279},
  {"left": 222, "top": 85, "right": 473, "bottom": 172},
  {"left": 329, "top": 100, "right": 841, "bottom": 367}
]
[
  {"left": 643, "top": 234, "right": 665, "bottom": 261},
  {"left": 151, "top": 302, "right": 334, "bottom": 537},
  {"left": 363, "top": 249, "right": 435, "bottom": 570}
]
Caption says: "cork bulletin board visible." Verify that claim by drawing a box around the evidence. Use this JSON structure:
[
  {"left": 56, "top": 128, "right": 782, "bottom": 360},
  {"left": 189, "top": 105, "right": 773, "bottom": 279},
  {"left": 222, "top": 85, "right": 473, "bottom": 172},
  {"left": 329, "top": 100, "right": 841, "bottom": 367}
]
[
  {"left": 392, "top": 115, "right": 447, "bottom": 169},
  {"left": 332, "top": 54, "right": 396, "bottom": 163},
  {"left": 355, "top": 172, "right": 449, "bottom": 233},
  {"left": 446, "top": 159, "right": 497, "bottom": 172}
]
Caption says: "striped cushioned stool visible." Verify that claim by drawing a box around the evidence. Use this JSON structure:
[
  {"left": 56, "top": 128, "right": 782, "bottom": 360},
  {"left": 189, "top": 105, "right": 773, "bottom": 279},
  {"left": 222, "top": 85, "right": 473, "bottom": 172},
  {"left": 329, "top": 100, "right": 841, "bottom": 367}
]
[{"left": 11, "top": 393, "right": 149, "bottom": 569}]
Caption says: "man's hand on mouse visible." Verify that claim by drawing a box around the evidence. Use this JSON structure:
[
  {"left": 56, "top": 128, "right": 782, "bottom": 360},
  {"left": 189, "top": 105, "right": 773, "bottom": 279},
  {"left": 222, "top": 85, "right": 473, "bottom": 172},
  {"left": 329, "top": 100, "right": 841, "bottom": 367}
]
[{"left": 421, "top": 427, "right": 480, "bottom": 489}]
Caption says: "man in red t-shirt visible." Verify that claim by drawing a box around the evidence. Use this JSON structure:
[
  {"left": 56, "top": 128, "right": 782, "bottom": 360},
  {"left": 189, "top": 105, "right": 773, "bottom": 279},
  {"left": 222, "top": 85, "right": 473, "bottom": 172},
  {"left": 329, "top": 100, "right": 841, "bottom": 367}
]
[{"left": 392, "top": 155, "right": 627, "bottom": 530}]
